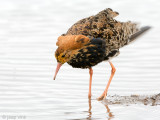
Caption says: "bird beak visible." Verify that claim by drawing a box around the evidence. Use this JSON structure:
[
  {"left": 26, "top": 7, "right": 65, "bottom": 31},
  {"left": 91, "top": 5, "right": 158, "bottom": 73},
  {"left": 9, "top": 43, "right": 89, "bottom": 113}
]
[{"left": 53, "top": 63, "right": 62, "bottom": 80}]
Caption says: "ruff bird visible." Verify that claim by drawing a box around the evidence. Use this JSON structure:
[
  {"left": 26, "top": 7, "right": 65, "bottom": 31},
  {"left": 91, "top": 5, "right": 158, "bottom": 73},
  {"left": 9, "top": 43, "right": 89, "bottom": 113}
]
[{"left": 54, "top": 8, "right": 150, "bottom": 100}]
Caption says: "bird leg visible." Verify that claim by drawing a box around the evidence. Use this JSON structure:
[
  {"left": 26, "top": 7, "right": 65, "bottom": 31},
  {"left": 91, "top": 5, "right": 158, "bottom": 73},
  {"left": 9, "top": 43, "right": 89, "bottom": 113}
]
[
  {"left": 88, "top": 68, "right": 93, "bottom": 98},
  {"left": 97, "top": 61, "right": 116, "bottom": 100}
]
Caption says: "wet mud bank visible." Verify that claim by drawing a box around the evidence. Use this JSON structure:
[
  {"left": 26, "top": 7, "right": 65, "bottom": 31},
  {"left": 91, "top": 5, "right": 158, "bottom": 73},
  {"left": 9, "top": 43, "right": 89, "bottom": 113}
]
[{"left": 103, "top": 93, "right": 160, "bottom": 106}]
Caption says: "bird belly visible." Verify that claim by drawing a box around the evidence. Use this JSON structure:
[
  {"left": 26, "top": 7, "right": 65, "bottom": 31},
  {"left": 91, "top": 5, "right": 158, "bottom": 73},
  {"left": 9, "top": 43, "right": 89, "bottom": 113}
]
[{"left": 104, "top": 49, "right": 120, "bottom": 61}]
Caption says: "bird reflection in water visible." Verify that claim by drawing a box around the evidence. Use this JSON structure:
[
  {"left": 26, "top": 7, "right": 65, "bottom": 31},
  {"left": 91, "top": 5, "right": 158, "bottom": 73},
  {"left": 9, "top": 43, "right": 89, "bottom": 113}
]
[
  {"left": 87, "top": 98, "right": 114, "bottom": 120},
  {"left": 87, "top": 98, "right": 92, "bottom": 119},
  {"left": 104, "top": 104, "right": 114, "bottom": 120}
]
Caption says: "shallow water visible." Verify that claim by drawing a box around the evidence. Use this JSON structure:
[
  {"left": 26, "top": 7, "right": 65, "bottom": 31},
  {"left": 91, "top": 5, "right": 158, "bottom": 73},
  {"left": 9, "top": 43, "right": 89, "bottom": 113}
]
[{"left": 0, "top": 0, "right": 160, "bottom": 120}]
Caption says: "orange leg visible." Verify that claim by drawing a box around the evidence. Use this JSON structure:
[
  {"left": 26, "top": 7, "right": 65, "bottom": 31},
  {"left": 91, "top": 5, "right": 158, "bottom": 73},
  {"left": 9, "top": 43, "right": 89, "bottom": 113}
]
[
  {"left": 88, "top": 68, "right": 93, "bottom": 98},
  {"left": 97, "top": 61, "right": 116, "bottom": 100}
]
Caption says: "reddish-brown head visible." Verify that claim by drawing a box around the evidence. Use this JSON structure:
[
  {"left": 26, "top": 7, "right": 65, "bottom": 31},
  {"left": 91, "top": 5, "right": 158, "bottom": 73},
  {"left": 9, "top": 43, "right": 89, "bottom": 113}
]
[{"left": 54, "top": 35, "right": 90, "bottom": 80}]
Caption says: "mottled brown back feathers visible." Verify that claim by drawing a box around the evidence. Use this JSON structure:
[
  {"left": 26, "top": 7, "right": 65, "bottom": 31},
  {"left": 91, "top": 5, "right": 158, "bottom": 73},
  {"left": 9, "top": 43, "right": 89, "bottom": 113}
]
[{"left": 65, "top": 8, "right": 139, "bottom": 56}]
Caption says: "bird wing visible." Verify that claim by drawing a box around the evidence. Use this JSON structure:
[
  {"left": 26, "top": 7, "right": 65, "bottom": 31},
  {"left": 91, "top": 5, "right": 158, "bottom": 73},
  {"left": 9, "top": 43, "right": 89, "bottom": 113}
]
[
  {"left": 63, "top": 8, "right": 150, "bottom": 59},
  {"left": 66, "top": 8, "right": 119, "bottom": 36},
  {"left": 65, "top": 8, "right": 140, "bottom": 55}
]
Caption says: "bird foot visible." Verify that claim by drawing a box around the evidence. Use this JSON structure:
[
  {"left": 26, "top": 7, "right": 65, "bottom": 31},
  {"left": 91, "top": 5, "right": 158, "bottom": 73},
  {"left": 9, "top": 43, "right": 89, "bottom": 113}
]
[{"left": 97, "top": 92, "right": 107, "bottom": 101}]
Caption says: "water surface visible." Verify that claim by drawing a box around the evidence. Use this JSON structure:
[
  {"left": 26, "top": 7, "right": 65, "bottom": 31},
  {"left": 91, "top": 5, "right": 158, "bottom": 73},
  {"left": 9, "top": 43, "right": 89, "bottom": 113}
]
[{"left": 0, "top": 0, "right": 160, "bottom": 120}]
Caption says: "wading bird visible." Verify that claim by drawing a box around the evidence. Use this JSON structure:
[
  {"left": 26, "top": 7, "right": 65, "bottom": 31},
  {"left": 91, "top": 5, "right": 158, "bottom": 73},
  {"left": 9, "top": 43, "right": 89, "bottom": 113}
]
[{"left": 53, "top": 8, "right": 150, "bottom": 100}]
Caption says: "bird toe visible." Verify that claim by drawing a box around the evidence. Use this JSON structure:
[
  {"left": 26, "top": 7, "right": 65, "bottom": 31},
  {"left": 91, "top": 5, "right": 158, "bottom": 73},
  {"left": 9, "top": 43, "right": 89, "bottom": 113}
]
[{"left": 97, "top": 92, "right": 107, "bottom": 101}]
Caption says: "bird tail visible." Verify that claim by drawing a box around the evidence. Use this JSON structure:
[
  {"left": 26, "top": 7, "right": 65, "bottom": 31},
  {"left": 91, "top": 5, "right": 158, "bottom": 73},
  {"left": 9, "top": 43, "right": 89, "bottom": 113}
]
[
  {"left": 129, "top": 26, "right": 151, "bottom": 43},
  {"left": 120, "top": 24, "right": 151, "bottom": 47}
]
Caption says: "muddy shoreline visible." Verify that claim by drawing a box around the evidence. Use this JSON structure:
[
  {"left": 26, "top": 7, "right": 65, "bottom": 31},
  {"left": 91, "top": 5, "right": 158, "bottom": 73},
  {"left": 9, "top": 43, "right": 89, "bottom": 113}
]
[{"left": 103, "top": 94, "right": 160, "bottom": 106}]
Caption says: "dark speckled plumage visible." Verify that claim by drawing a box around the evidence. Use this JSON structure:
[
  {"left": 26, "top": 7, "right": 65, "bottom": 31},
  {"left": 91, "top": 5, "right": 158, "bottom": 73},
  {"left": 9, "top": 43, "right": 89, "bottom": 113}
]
[
  {"left": 67, "top": 38, "right": 106, "bottom": 68},
  {"left": 55, "top": 8, "right": 150, "bottom": 69}
]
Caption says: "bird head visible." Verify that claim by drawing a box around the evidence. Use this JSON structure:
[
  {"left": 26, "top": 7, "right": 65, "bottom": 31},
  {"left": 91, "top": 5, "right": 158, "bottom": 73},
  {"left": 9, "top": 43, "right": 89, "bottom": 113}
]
[
  {"left": 54, "top": 49, "right": 71, "bottom": 80},
  {"left": 53, "top": 35, "right": 90, "bottom": 80},
  {"left": 56, "top": 52, "right": 68, "bottom": 64}
]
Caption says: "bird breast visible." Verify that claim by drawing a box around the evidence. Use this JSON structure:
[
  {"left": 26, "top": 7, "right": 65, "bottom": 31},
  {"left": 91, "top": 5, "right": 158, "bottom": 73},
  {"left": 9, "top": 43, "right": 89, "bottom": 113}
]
[{"left": 67, "top": 38, "right": 106, "bottom": 69}]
